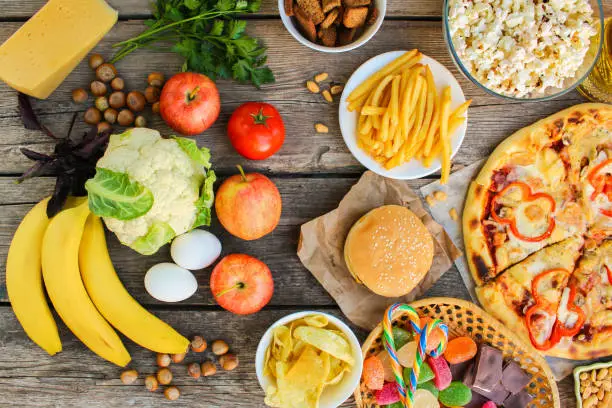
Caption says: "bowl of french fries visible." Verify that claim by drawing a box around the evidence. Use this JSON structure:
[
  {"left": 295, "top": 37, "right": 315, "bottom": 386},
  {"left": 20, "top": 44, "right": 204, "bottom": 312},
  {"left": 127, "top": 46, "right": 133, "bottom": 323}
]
[{"left": 339, "top": 50, "right": 471, "bottom": 182}]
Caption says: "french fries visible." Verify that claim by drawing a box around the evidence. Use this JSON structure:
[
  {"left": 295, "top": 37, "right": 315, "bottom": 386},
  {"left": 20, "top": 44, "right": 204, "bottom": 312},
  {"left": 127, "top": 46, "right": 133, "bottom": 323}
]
[{"left": 348, "top": 50, "right": 472, "bottom": 184}]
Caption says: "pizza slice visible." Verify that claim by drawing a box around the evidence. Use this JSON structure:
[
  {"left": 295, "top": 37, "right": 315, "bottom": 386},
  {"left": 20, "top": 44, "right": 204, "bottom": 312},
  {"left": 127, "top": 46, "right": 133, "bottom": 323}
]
[
  {"left": 476, "top": 236, "right": 584, "bottom": 354},
  {"left": 553, "top": 240, "right": 612, "bottom": 360}
]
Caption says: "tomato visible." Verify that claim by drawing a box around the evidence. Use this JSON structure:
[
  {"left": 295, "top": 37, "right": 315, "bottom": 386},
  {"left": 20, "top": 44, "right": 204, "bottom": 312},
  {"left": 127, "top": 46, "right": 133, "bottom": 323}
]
[{"left": 227, "top": 102, "right": 285, "bottom": 160}]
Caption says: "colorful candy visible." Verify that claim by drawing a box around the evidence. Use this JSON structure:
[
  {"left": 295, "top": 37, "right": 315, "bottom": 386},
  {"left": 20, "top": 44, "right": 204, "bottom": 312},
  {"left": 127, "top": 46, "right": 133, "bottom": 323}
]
[
  {"left": 420, "top": 317, "right": 446, "bottom": 352},
  {"left": 439, "top": 381, "right": 473, "bottom": 407},
  {"left": 363, "top": 355, "right": 385, "bottom": 390},
  {"left": 393, "top": 326, "right": 413, "bottom": 349},
  {"left": 482, "top": 401, "right": 497, "bottom": 408},
  {"left": 397, "top": 341, "right": 417, "bottom": 367},
  {"left": 444, "top": 336, "right": 478, "bottom": 364},
  {"left": 427, "top": 355, "right": 452, "bottom": 391},
  {"left": 403, "top": 361, "right": 434, "bottom": 384},
  {"left": 417, "top": 380, "right": 439, "bottom": 398},
  {"left": 375, "top": 382, "right": 400, "bottom": 405},
  {"left": 413, "top": 389, "right": 440, "bottom": 408},
  {"left": 377, "top": 351, "right": 396, "bottom": 382}
]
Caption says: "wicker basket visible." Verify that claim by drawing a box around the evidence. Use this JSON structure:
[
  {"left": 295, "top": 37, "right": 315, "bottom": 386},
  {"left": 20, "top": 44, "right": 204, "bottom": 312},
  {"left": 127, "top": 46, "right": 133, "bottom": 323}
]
[{"left": 354, "top": 297, "right": 560, "bottom": 408}]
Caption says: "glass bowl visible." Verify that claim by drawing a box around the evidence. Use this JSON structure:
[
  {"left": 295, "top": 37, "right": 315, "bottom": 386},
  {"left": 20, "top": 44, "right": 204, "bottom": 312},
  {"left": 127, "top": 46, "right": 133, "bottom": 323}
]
[{"left": 443, "top": 0, "right": 604, "bottom": 101}]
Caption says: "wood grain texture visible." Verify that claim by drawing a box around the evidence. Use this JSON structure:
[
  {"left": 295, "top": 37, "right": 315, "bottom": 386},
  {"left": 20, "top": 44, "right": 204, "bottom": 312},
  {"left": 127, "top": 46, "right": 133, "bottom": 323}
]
[
  {"left": 0, "top": 176, "right": 469, "bottom": 305},
  {"left": 0, "top": 20, "right": 588, "bottom": 175},
  {"left": 0, "top": 305, "right": 576, "bottom": 407}
]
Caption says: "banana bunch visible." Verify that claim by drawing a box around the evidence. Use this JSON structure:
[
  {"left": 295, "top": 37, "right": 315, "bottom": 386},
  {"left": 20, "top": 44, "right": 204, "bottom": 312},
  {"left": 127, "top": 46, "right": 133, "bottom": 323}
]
[{"left": 6, "top": 197, "right": 189, "bottom": 366}]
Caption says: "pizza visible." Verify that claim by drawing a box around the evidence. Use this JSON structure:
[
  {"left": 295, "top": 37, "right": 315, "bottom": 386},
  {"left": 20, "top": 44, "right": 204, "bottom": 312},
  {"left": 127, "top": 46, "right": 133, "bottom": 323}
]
[{"left": 464, "top": 103, "right": 612, "bottom": 359}]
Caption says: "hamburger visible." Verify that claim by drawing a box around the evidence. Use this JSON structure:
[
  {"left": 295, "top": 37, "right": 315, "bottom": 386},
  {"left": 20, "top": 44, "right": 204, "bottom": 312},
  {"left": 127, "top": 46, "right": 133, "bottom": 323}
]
[{"left": 344, "top": 205, "right": 434, "bottom": 297}]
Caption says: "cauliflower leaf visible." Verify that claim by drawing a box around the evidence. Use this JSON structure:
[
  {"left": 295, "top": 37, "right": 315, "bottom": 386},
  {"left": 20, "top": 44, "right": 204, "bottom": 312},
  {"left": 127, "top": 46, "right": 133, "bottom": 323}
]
[
  {"left": 193, "top": 170, "right": 217, "bottom": 229},
  {"left": 85, "top": 167, "right": 153, "bottom": 220},
  {"left": 175, "top": 137, "right": 211, "bottom": 168},
  {"left": 131, "top": 222, "right": 175, "bottom": 255}
]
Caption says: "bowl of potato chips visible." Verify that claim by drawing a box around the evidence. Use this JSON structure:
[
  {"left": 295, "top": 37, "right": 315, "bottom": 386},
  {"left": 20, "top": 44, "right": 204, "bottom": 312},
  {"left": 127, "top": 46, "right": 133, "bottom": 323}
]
[{"left": 256, "top": 311, "right": 363, "bottom": 408}]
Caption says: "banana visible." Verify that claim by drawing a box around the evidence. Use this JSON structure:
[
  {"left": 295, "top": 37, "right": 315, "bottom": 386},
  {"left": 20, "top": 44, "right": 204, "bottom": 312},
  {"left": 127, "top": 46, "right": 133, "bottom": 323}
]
[
  {"left": 80, "top": 215, "right": 189, "bottom": 354},
  {"left": 6, "top": 197, "right": 62, "bottom": 355},
  {"left": 42, "top": 201, "right": 130, "bottom": 367}
]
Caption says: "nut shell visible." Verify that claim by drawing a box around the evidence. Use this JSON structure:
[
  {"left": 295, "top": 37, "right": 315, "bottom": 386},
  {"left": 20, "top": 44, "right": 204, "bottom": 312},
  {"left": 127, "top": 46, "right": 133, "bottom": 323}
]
[
  {"left": 157, "top": 368, "right": 173, "bottom": 385},
  {"left": 96, "top": 63, "right": 117, "bottom": 83},
  {"left": 212, "top": 340, "right": 229, "bottom": 356},
  {"left": 89, "top": 54, "right": 104, "bottom": 70}
]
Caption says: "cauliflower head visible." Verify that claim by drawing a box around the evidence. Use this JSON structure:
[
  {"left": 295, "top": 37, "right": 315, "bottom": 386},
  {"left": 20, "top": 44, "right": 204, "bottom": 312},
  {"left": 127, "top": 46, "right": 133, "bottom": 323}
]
[{"left": 85, "top": 128, "right": 215, "bottom": 255}]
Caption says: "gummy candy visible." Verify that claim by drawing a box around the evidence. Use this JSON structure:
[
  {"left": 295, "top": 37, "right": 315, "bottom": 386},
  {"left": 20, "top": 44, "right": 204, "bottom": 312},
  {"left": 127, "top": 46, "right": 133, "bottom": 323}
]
[
  {"left": 397, "top": 341, "right": 417, "bottom": 367},
  {"left": 420, "top": 317, "right": 445, "bottom": 351},
  {"left": 375, "top": 382, "right": 400, "bottom": 405},
  {"left": 363, "top": 355, "right": 385, "bottom": 390},
  {"left": 439, "top": 381, "right": 473, "bottom": 407},
  {"left": 414, "top": 389, "right": 440, "bottom": 408},
  {"left": 444, "top": 336, "right": 477, "bottom": 364},
  {"left": 417, "top": 380, "right": 440, "bottom": 398},
  {"left": 427, "top": 355, "right": 452, "bottom": 390},
  {"left": 482, "top": 401, "right": 497, "bottom": 408},
  {"left": 403, "top": 361, "right": 435, "bottom": 385},
  {"left": 393, "top": 326, "right": 413, "bottom": 350}
]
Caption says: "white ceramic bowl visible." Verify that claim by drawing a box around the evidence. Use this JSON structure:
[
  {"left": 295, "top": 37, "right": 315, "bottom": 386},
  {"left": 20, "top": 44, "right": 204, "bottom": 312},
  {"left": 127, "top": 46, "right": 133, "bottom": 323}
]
[
  {"left": 339, "top": 50, "right": 468, "bottom": 180},
  {"left": 255, "top": 311, "right": 363, "bottom": 408},
  {"left": 278, "top": 0, "right": 386, "bottom": 53}
]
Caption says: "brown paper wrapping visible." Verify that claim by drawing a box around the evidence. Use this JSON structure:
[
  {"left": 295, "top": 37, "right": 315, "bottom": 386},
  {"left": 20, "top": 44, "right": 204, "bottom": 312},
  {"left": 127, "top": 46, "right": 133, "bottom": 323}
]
[{"left": 297, "top": 171, "right": 461, "bottom": 330}]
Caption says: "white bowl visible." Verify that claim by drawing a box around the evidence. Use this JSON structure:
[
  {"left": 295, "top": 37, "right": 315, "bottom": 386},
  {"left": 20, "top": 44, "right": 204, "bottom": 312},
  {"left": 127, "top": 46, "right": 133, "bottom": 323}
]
[
  {"left": 278, "top": 0, "right": 386, "bottom": 53},
  {"left": 255, "top": 311, "right": 363, "bottom": 408},
  {"left": 339, "top": 50, "right": 468, "bottom": 180}
]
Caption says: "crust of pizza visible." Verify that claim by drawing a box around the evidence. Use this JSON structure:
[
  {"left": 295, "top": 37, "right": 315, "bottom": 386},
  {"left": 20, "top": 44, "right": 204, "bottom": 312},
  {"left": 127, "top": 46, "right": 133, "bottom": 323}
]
[
  {"left": 476, "top": 236, "right": 584, "bottom": 352},
  {"left": 464, "top": 181, "right": 493, "bottom": 286}
]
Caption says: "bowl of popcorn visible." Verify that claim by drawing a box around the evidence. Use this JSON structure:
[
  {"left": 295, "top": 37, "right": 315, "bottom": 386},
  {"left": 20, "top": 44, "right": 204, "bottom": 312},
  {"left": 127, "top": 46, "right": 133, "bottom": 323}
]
[
  {"left": 443, "top": 0, "right": 604, "bottom": 101},
  {"left": 574, "top": 360, "right": 612, "bottom": 408}
]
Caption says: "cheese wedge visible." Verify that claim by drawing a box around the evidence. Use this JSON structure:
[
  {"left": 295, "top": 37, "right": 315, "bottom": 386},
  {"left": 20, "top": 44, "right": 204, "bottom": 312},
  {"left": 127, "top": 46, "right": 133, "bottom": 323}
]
[{"left": 0, "top": 0, "right": 117, "bottom": 99}]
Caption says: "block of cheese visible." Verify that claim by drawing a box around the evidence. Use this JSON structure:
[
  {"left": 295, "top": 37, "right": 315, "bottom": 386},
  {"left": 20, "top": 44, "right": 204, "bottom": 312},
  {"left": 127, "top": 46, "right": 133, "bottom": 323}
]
[{"left": 0, "top": 0, "right": 117, "bottom": 99}]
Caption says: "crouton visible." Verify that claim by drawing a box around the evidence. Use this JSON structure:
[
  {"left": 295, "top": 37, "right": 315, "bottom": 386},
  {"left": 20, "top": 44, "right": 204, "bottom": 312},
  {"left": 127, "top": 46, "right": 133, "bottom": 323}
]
[
  {"left": 343, "top": 0, "right": 371, "bottom": 6},
  {"left": 320, "top": 8, "right": 339, "bottom": 29},
  {"left": 337, "top": 26, "right": 357, "bottom": 45},
  {"left": 343, "top": 6, "right": 368, "bottom": 28},
  {"left": 296, "top": 0, "right": 325, "bottom": 25},
  {"left": 334, "top": 6, "right": 344, "bottom": 25},
  {"left": 318, "top": 26, "right": 337, "bottom": 47},
  {"left": 322, "top": 0, "right": 341, "bottom": 13},
  {"left": 284, "top": 0, "right": 294, "bottom": 16},
  {"left": 294, "top": 6, "right": 317, "bottom": 42},
  {"left": 366, "top": 6, "right": 378, "bottom": 25}
]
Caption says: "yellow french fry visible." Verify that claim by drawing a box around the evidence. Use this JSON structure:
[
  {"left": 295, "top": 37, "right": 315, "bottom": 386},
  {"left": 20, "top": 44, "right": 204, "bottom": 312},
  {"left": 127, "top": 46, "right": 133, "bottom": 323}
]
[
  {"left": 380, "top": 110, "right": 390, "bottom": 142},
  {"left": 439, "top": 86, "right": 452, "bottom": 184},
  {"left": 361, "top": 106, "right": 387, "bottom": 115},
  {"left": 423, "top": 116, "right": 464, "bottom": 167},
  {"left": 389, "top": 75, "right": 401, "bottom": 127},
  {"left": 451, "top": 99, "right": 472, "bottom": 119},
  {"left": 417, "top": 66, "right": 436, "bottom": 154}
]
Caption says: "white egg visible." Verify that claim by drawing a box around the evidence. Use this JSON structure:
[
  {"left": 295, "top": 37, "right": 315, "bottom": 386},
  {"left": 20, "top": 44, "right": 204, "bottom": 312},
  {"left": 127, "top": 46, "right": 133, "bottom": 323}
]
[
  {"left": 144, "top": 263, "right": 198, "bottom": 302},
  {"left": 170, "top": 229, "right": 222, "bottom": 270}
]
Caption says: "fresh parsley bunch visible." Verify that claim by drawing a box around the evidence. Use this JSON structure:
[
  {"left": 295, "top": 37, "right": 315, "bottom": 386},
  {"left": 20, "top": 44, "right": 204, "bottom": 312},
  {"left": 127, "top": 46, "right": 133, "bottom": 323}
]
[{"left": 112, "top": 0, "right": 274, "bottom": 87}]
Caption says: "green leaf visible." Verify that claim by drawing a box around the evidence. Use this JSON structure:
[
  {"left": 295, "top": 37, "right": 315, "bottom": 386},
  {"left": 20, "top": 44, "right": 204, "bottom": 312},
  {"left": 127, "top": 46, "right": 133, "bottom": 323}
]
[
  {"left": 227, "top": 20, "right": 246, "bottom": 39},
  {"left": 236, "top": 0, "right": 248, "bottom": 10},
  {"left": 192, "top": 170, "right": 216, "bottom": 229},
  {"left": 210, "top": 19, "right": 225, "bottom": 36},
  {"left": 216, "top": 0, "right": 235, "bottom": 11},
  {"left": 251, "top": 66, "right": 275, "bottom": 87},
  {"left": 232, "top": 60, "right": 250, "bottom": 82},
  {"left": 184, "top": 0, "right": 201, "bottom": 10},
  {"left": 174, "top": 137, "right": 211, "bottom": 168},
  {"left": 247, "top": 0, "right": 261, "bottom": 12},
  {"left": 131, "top": 222, "right": 176, "bottom": 255},
  {"left": 85, "top": 168, "right": 154, "bottom": 221}
]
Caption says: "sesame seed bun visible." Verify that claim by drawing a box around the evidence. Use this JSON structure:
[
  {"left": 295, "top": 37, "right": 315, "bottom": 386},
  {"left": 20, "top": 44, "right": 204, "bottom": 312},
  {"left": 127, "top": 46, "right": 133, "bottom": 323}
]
[{"left": 344, "top": 205, "right": 434, "bottom": 297}]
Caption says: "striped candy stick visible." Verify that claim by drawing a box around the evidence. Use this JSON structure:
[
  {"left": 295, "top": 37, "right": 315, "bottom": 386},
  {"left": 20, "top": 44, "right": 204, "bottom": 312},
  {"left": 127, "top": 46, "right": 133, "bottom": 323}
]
[{"left": 382, "top": 303, "right": 449, "bottom": 408}]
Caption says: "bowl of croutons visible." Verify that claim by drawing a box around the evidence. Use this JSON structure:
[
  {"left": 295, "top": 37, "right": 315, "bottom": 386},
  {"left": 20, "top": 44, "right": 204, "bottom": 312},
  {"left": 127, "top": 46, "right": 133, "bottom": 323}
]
[{"left": 279, "top": 0, "right": 385, "bottom": 52}]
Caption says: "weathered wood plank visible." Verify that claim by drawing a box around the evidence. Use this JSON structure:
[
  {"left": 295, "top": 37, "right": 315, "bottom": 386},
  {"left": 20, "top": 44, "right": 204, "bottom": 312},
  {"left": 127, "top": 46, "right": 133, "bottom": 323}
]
[
  {"left": 0, "top": 176, "right": 470, "bottom": 305},
  {"left": 0, "top": 306, "right": 576, "bottom": 407},
  {"left": 0, "top": 20, "right": 588, "bottom": 175}
]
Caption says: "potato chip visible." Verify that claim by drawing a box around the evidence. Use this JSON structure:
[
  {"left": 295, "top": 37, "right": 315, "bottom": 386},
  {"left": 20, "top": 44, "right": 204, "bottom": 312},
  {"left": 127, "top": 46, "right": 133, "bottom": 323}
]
[
  {"left": 303, "top": 314, "right": 329, "bottom": 328},
  {"left": 293, "top": 326, "right": 355, "bottom": 365}
]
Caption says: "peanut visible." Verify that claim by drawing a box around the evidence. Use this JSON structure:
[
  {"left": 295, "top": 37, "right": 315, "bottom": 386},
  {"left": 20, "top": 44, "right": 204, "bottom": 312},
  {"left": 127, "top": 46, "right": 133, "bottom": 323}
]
[
  {"left": 330, "top": 84, "right": 344, "bottom": 95},
  {"left": 433, "top": 191, "right": 447, "bottom": 201},
  {"left": 584, "top": 395, "right": 598, "bottom": 408},
  {"left": 583, "top": 386, "right": 593, "bottom": 400},
  {"left": 314, "top": 72, "right": 328, "bottom": 83},
  {"left": 211, "top": 340, "right": 229, "bottom": 356},
  {"left": 598, "top": 369, "right": 609, "bottom": 381},
  {"left": 306, "top": 81, "right": 320, "bottom": 93},
  {"left": 597, "top": 388, "right": 605, "bottom": 400},
  {"left": 592, "top": 370, "right": 598, "bottom": 382},
  {"left": 322, "top": 89, "right": 333, "bottom": 103},
  {"left": 449, "top": 208, "right": 459, "bottom": 221},
  {"left": 425, "top": 195, "right": 435, "bottom": 207},
  {"left": 315, "top": 123, "right": 329, "bottom": 133}
]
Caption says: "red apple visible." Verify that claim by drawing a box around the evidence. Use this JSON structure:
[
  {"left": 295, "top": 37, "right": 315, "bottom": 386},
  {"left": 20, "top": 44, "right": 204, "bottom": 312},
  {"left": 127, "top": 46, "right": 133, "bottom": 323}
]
[
  {"left": 215, "top": 165, "right": 281, "bottom": 240},
  {"left": 210, "top": 254, "right": 274, "bottom": 315},
  {"left": 159, "top": 72, "right": 220, "bottom": 136}
]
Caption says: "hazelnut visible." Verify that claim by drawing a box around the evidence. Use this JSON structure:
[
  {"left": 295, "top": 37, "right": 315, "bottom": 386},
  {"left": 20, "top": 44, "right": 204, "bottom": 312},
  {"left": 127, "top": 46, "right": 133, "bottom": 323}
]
[
  {"left": 71, "top": 88, "right": 88, "bottom": 103},
  {"left": 187, "top": 362, "right": 201, "bottom": 379},
  {"left": 145, "top": 86, "right": 160, "bottom": 104},
  {"left": 148, "top": 72, "right": 165, "bottom": 87},
  {"left": 109, "top": 91, "right": 126, "bottom": 109},
  {"left": 164, "top": 386, "right": 180, "bottom": 401},
  {"left": 104, "top": 108, "right": 118, "bottom": 124},
  {"left": 117, "top": 109, "right": 135, "bottom": 127},
  {"left": 88, "top": 53, "right": 105, "bottom": 70},
  {"left": 120, "top": 369, "right": 138, "bottom": 385},
  {"left": 110, "top": 77, "right": 125, "bottom": 91},
  {"left": 84, "top": 107, "right": 102, "bottom": 125},
  {"left": 201, "top": 361, "right": 217, "bottom": 377},
  {"left": 219, "top": 354, "right": 238, "bottom": 371},
  {"left": 144, "top": 375, "right": 158, "bottom": 392},
  {"left": 157, "top": 353, "right": 171, "bottom": 367},
  {"left": 171, "top": 352, "right": 186, "bottom": 363},
  {"left": 94, "top": 96, "right": 109, "bottom": 112},
  {"left": 191, "top": 336, "right": 207, "bottom": 353},
  {"left": 212, "top": 340, "right": 229, "bottom": 355},
  {"left": 90, "top": 80, "right": 107, "bottom": 96},
  {"left": 152, "top": 101, "right": 160, "bottom": 114},
  {"left": 127, "top": 91, "right": 146, "bottom": 112},
  {"left": 96, "top": 63, "right": 117, "bottom": 83},
  {"left": 97, "top": 121, "right": 112, "bottom": 134},
  {"left": 134, "top": 115, "right": 147, "bottom": 128},
  {"left": 157, "top": 367, "right": 173, "bottom": 385}
]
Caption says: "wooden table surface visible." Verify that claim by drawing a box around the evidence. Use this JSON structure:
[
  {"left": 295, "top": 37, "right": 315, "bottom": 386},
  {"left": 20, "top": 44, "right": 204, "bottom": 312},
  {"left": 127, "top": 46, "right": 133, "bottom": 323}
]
[{"left": 2, "top": 0, "right": 606, "bottom": 406}]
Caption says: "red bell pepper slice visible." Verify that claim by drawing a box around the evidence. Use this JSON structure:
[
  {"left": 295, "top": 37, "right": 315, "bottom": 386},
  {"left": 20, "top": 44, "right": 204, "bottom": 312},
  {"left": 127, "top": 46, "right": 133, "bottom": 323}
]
[
  {"left": 491, "top": 182, "right": 556, "bottom": 242},
  {"left": 587, "top": 159, "right": 612, "bottom": 217},
  {"left": 531, "top": 268, "right": 570, "bottom": 304},
  {"left": 525, "top": 302, "right": 560, "bottom": 351},
  {"left": 605, "top": 265, "right": 612, "bottom": 285},
  {"left": 552, "top": 285, "right": 585, "bottom": 339}
]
